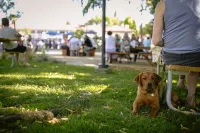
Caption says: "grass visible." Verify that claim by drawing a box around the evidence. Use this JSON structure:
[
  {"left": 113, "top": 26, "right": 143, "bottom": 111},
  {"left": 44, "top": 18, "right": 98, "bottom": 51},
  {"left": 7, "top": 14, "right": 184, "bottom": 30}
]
[{"left": 0, "top": 59, "right": 200, "bottom": 133}]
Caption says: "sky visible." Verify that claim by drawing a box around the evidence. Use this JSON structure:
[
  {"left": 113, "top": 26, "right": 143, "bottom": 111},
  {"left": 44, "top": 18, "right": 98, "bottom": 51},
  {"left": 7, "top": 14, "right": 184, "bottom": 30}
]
[{"left": 3, "top": 0, "right": 154, "bottom": 30}]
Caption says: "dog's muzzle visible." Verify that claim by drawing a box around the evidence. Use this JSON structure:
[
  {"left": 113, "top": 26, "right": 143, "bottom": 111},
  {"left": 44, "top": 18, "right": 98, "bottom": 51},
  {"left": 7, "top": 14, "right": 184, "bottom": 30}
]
[{"left": 146, "top": 82, "right": 153, "bottom": 92}]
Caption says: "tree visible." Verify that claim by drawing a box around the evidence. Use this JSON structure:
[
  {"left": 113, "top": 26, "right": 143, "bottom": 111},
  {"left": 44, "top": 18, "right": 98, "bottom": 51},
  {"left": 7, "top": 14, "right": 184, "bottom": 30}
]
[
  {"left": 74, "top": 29, "right": 84, "bottom": 39},
  {"left": 123, "top": 16, "right": 136, "bottom": 30},
  {"left": 75, "top": 0, "right": 160, "bottom": 15},
  {"left": 142, "top": 21, "right": 153, "bottom": 37},
  {"left": 21, "top": 28, "right": 32, "bottom": 35},
  {"left": 0, "top": 0, "right": 22, "bottom": 20},
  {"left": 85, "top": 16, "right": 122, "bottom": 26},
  {"left": 85, "top": 16, "right": 102, "bottom": 25},
  {"left": 146, "top": 0, "right": 160, "bottom": 15},
  {"left": 66, "top": 21, "right": 71, "bottom": 25}
]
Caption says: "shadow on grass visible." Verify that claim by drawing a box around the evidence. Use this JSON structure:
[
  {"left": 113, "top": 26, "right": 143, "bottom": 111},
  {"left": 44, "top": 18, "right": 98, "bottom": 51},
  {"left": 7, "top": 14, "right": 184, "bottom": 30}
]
[{"left": 0, "top": 60, "right": 200, "bottom": 133}]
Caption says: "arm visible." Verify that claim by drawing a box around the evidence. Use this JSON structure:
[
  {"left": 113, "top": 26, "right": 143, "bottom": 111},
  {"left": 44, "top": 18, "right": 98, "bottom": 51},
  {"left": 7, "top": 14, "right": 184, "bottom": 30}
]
[{"left": 152, "top": 1, "right": 165, "bottom": 47}]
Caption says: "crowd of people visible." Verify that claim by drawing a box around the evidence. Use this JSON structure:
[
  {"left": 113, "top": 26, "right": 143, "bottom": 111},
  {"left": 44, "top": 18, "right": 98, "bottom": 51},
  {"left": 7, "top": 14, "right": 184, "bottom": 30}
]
[
  {"left": 105, "top": 31, "right": 152, "bottom": 62},
  {"left": 62, "top": 34, "right": 96, "bottom": 56}
]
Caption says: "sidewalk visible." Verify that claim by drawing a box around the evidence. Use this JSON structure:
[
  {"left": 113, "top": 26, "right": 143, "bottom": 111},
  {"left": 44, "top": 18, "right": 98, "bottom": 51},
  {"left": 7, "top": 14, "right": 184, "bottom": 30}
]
[{"left": 44, "top": 50, "right": 156, "bottom": 72}]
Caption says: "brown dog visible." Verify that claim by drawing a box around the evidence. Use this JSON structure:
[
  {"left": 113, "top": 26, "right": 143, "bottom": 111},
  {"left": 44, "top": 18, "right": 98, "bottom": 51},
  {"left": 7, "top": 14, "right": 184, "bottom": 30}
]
[
  {"left": 132, "top": 72, "right": 183, "bottom": 117},
  {"left": 133, "top": 72, "right": 162, "bottom": 117}
]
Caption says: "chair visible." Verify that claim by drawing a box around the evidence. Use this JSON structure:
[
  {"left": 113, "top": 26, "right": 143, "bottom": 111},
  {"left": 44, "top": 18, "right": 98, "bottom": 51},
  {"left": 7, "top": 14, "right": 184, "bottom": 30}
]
[{"left": 166, "top": 65, "right": 200, "bottom": 115}]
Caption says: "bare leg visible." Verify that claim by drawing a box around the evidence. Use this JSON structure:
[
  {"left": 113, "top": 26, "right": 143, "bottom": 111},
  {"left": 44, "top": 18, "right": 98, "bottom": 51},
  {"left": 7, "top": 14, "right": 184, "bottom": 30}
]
[
  {"left": 186, "top": 72, "right": 199, "bottom": 107},
  {"left": 177, "top": 75, "right": 186, "bottom": 89},
  {"left": 24, "top": 47, "right": 31, "bottom": 66},
  {"left": 15, "top": 53, "right": 20, "bottom": 65}
]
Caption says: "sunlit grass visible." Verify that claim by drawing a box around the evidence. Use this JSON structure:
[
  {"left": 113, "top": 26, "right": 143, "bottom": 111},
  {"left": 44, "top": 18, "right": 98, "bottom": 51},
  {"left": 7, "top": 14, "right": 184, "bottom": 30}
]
[{"left": 0, "top": 59, "right": 200, "bottom": 133}]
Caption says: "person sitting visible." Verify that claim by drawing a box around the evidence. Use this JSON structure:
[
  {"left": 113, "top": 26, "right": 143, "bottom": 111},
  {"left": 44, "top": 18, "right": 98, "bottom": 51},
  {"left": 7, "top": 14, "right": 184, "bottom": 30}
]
[
  {"left": 120, "top": 32, "right": 130, "bottom": 53},
  {"left": 143, "top": 36, "right": 151, "bottom": 53},
  {"left": 115, "top": 34, "right": 121, "bottom": 52},
  {"left": 0, "top": 18, "right": 31, "bottom": 67},
  {"left": 152, "top": 0, "right": 200, "bottom": 107},
  {"left": 83, "top": 35, "right": 94, "bottom": 56},
  {"left": 63, "top": 34, "right": 70, "bottom": 56},
  {"left": 68, "top": 35, "right": 81, "bottom": 56},
  {"left": 130, "top": 34, "right": 143, "bottom": 62}
]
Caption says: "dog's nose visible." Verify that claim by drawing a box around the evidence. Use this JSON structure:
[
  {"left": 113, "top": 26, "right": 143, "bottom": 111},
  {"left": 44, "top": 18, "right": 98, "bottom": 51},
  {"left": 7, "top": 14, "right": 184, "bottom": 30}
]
[{"left": 147, "top": 82, "right": 152, "bottom": 88}]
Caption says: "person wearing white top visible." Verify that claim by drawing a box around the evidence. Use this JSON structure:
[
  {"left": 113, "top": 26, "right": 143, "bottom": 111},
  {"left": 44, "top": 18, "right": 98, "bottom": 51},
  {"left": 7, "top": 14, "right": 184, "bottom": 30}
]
[
  {"left": 68, "top": 36, "right": 81, "bottom": 56},
  {"left": 105, "top": 31, "right": 117, "bottom": 60}
]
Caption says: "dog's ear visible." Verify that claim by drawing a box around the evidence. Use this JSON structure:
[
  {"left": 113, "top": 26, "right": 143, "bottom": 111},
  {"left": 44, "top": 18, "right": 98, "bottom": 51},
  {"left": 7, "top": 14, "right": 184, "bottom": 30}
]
[
  {"left": 135, "top": 73, "right": 143, "bottom": 86},
  {"left": 154, "top": 73, "right": 162, "bottom": 85}
]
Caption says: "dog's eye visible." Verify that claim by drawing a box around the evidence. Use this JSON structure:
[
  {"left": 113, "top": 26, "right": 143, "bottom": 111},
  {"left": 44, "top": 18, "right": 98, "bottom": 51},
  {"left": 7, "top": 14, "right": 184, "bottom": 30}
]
[
  {"left": 152, "top": 77, "right": 155, "bottom": 80},
  {"left": 142, "top": 78, "right": 147, "bottom": 80}
]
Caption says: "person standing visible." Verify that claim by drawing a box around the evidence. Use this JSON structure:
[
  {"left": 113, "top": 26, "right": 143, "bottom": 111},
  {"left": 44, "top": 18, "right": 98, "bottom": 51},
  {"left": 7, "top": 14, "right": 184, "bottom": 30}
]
[
  {"left": 63, "top": 34, "right": 70, "bottom": 56},
  {"left": 105, "top": 31, "right": 117, "bottom": 60},
  {"left": 83, "top": 35, "right": 94, "bottom": 56},
  {"left": 152, "top": 0, "right": 200, "bottom": 107}
]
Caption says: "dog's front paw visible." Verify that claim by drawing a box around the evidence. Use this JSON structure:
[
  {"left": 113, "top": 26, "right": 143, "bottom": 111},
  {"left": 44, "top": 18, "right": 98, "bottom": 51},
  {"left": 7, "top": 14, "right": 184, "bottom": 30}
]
[
  {"left": 132, "top": 110, "right": 137, "bottom": 115},
  {"left": 148, "top": 114, "right": 156, "bottom": 117}
]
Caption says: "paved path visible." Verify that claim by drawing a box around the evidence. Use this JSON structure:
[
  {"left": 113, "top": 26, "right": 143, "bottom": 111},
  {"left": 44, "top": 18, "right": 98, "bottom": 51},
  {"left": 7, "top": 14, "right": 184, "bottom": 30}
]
[{"left": 44, "top": 50, "right": 156, "bottom": 72}]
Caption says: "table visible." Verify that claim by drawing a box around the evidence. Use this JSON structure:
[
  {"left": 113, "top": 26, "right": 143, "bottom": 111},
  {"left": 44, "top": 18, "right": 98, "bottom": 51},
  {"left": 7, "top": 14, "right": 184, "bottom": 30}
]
[{"left": 0, "top": 37, "right": 18, "bottom": 41}]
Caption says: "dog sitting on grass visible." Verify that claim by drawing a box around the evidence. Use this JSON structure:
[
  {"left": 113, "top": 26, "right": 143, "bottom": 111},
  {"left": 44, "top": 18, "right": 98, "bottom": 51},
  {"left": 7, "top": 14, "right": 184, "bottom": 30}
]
[{"left": 132, "top": 72, "right": 182, "bottom": 117}]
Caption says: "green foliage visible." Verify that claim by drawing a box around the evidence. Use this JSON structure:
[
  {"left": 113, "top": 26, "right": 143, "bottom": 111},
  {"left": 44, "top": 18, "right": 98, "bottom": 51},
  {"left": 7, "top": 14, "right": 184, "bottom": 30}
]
[
  {"left": 75, "top": 29, "right": 84, "bottom": 39},
  {"left": 106, "top": 16, "right": 122, "bottom": 26},
  {"left": 142, "top": 21, "right": 153, "bottom": 36},
  {"left": 0, "top": 60, "right": 200, "bottom": 132},
  {"left": 76, "top": 0, "right": 102, "bottom": 15},
  {"left": 85, "top": 16, "right": 102, "bottom": 25},
  {"left": 0, "top": 0, "right": 22, "bottom": 19},
  {"left": 124, "top": 16, "right": 137, "bottom": 30},
  {"left": 146, "top": 0, "right": 160, "bottom": 14},
  {"left": 75, "top": 0, "right": 160, "bottom": 16},
  {"left": 21, "top": 28, "right": 32, "bottom": 35},
  {"left": 85, "top": 15, "right": 125, "bottom": 26}
]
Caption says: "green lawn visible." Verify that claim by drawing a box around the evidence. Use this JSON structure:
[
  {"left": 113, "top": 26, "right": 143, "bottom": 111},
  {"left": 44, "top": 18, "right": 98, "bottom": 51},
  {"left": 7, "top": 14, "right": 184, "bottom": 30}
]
[{"left": 0, "top": 59, "right": 200, "bottom": 133}]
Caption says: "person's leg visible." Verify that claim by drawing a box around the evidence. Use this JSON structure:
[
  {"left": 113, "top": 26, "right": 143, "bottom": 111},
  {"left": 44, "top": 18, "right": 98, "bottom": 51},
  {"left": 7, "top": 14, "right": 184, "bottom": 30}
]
[
  {"left": 186, "top": 72, "right": 199, "bottom": 107},
  {"left": 66, "top": 46, "right": 70, "bottom": 56},
  {"left": 134, "top": 54, "right": 138, "bottom": 62},
  {"left": 177, "top": 75, "right": 186, "bottom": 89},
  {"left": 24, "top": 47, "right": 31, "bottom": 66},
  {"left": 84, "top": 47, "right": 90, "bottom": 56},
  {"left": 15, "top": 53, "right": 20, "bottom": 65}
]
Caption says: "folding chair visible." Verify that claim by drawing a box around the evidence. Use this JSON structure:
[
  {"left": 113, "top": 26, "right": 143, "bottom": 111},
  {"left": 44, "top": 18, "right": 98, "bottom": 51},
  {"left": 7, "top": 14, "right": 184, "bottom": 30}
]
[{"left": 166, "top": 65, "right": 200, "bottom": 115}]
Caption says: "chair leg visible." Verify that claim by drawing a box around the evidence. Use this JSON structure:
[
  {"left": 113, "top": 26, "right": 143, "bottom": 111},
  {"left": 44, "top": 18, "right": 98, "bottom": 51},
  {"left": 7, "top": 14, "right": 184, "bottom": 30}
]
[
  {"left": 167, "top": 70, "right": 200, "bottom": 115},
  {"left": 166, "top": 70, "right": 176, "bottom": 110}
]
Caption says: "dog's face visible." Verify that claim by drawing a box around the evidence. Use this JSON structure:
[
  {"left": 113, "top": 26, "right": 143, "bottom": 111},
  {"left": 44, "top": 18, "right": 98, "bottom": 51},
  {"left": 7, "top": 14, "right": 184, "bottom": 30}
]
[{"left": 135, "top": 72, "right": 162, "bottom": 93}]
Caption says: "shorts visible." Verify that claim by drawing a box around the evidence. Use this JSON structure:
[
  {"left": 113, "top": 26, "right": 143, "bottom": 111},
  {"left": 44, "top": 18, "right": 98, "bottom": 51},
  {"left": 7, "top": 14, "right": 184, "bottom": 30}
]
[
  {"left": 5, "top": 45, "right": 26, "bottom": 53},
  {"left": 161, "top": 50, "right": 200, "bottom": 67}
]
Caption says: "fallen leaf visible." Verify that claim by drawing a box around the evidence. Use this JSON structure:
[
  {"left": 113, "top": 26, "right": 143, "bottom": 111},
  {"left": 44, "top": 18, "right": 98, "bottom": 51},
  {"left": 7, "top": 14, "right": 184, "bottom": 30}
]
[
  {"left": 180, "top": 124, "right": 189, "bottom": 131},
  {"left": 103, "top": 106, "right": 112, "bottom": 110}
]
